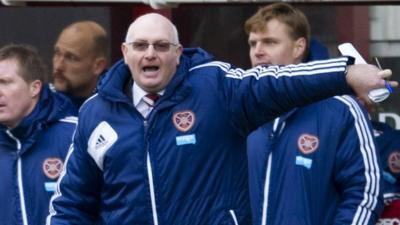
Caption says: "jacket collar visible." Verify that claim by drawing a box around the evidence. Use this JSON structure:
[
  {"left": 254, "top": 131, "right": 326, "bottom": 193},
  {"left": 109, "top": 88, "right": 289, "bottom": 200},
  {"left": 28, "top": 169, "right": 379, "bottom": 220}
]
[{"left": 5, "top": 85, "right": 77, "bottom": 153}]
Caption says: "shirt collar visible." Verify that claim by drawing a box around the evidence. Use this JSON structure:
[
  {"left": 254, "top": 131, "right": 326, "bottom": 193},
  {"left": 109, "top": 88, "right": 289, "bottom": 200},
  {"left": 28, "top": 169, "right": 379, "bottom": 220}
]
[{"left": 132, "top": 82, "right": 164, "bottom": 107}]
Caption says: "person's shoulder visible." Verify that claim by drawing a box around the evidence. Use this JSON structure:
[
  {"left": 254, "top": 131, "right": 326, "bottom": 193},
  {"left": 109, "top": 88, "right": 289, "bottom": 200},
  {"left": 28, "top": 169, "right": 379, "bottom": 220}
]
[
  {"left": 248, "top": 120, "right": 274, "bottom": 141},
  {"left": 374, "top": 121, "right": 400, "bottom": 140},
  {"left": 306, "top": 38, "right": 330, "bottom": 61},
  {"left": 305, "top": 95, "right": 364, "bottom": 117},
  {"left": 327, "top": 95, "right": 362, "bottom": 109},
  {"left": 183, "top": 47, "right": 214, "bottom": 67},
  {"left": 78, "top": 93, "right": 103, "bottom": 114},
  {"left": 183, "top": 47, "right": 236, "bottom": 75}
]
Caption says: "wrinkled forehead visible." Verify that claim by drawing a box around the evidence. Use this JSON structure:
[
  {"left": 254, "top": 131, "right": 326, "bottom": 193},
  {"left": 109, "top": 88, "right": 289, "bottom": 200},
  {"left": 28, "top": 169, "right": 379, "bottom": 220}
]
[{"left": 126, "top": 16, "right": 176, "bottom": 43}]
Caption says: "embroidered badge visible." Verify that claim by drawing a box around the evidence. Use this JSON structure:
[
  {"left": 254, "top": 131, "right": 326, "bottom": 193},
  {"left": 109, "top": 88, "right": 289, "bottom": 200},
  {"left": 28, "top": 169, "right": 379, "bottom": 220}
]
[
  {"left": 43, "top": 157, "right": 63, "bottom": 179},
  {"left": 388, "top": 151, "right": 400, "bottom": 174},
  {"left": 176, "top": 134, "right": 196, "bottom": 146},
  {"left": 297, "top": 134, "right": 319, "bottom": 154},
  {"left": 172, "top": 110, "right": 195, "bottom": 132}
]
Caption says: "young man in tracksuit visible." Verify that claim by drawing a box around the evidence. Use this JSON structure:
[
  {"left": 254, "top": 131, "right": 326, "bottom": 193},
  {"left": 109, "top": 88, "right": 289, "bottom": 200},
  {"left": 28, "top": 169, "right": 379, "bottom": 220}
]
[
  {"left": 245, "top": 3, "right": 383, "bottom": 225},
  {"left": 0, "top": 44, "right": 77, "bottom": 225},
  {"left": 47, "top": 13, "right": 394, "bottom": 225}
]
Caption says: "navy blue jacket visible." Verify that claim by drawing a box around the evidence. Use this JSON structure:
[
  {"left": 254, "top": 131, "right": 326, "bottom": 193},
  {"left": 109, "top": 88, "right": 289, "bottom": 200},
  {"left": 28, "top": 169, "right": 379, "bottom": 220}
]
[
  {"left": 48, "top": 48, "right": 353, "bottom": 225},
  {"left": 0, "top": 85, "right": 77, "bottom": 225},
  {"left": 247, "top": 96, "right": 382, "bottom": 225},
  {"left": 372, "top": 121, "right": 400, "bottom": 205}
]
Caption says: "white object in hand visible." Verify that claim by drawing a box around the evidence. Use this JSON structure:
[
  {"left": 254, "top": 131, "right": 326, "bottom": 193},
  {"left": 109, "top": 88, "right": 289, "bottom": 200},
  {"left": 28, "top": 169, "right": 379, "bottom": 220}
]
[{"left": 338, "top": 42, "right": 390, "bottom": 103}]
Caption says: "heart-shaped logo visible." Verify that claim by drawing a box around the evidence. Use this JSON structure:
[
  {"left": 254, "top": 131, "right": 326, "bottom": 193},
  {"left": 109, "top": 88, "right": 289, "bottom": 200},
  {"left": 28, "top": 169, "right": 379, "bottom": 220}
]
[
  {"left": 172, "top": 110, "right": 195, "bottom": 132},
  {"left": 43, "top": 157, "right": 63, "bottom": 179},
  {"left": 388, "top": 151, "right": 400, "bottom": 174},
  {"left": 297, "top": 134, "right": 319, "bottom": 154}
]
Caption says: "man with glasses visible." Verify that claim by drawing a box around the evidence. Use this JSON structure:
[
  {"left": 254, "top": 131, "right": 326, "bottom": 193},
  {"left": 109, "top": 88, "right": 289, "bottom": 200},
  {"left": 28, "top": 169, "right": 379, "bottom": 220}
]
[{"left": 47, "top": 13, "right": 396, "bottom": 225}]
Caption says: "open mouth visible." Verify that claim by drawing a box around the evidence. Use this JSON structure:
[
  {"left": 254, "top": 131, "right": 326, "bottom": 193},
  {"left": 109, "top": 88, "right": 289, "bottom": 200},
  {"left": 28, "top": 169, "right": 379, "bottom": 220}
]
[{"left": 143, "top": 66, "right": 159, "bottom": 72}]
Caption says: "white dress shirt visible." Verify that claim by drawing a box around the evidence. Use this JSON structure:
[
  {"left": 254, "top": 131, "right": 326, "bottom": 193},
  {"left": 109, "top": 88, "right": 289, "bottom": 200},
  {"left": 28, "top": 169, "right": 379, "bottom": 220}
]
[{"left": 132, "top": 82, "right": 164, "bottom": 118}]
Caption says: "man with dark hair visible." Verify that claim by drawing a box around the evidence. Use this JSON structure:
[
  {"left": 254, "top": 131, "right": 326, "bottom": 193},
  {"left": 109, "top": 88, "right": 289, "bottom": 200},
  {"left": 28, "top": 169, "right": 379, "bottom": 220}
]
[
  {"left": 0, "top": 43, "right": 77, "bottom": 225},
  {"left": 245, "top": 3, "right": 383, "bottom": 225},
  {"left": 53, "top": 20, "right": 109, "bottom": 108}
]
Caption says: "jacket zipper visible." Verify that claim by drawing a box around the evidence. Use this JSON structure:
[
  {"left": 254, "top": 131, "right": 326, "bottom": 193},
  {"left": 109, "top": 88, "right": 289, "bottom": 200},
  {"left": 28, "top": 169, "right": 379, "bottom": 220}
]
[
  {"left": 260, "top": 118, "right": 282, "bottom": 225},
  {"left": 260, "top": 153, "right": 272, "bottom": 225},
  {"left": 144, "top": 120, "right": 159, "bottom": 225},
  {"left": 6, "top": 130, "right": 29, "bottom": 225}
]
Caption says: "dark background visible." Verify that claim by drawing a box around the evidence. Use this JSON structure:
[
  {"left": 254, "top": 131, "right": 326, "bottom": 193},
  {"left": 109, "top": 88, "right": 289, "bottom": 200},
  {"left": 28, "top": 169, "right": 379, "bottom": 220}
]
[{"left": 0, "top": 3, "right": 398, "bottom": 128}]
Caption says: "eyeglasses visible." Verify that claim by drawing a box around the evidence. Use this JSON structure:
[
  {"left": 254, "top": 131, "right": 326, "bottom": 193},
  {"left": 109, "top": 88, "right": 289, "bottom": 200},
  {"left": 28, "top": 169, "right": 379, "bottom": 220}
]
[{"left": 127, "top": 41, "right": 178, "bottom": 52}]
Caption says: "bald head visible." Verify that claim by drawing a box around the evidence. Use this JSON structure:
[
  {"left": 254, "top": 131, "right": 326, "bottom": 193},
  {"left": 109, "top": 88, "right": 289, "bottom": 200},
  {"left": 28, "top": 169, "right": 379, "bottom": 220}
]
[
  {"left": 62, "top": 21, "right": 108, "bottom": 58},
  {"left": 125, "top": 13, "right": 179, "bottom": 45},
  {"left": 121, "top": 13, "right": 183, "bottom": 93},
  {"left": 53, "top": 20, "right": 109, "bottom": 98}
]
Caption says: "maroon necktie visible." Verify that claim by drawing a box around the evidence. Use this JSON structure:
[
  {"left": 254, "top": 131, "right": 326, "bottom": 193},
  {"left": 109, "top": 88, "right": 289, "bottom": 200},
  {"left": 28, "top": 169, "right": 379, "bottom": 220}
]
[{"left": 143, "top": 93, "right": 160, "bottom": 107}]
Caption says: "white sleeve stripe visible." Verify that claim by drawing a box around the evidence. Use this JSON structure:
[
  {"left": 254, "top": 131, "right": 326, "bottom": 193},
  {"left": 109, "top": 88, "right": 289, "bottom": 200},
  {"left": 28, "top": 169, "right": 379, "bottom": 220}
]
[
  {"left": 59, "top": 116, "right": 78, "bottom": 124},
  {"left": 189, "top": 58, "right": 348, "bottom": 80},
  {"left": 345, "top": 95, "right": 380, "bottom": 225},
  {"left": 227, "top": 67, "right": 346, "bottom": 80},
  {"left": 46, "top": 143, "right": 75, "bottom": 225},
  {"left": 335, "top": 96, "right": 380, "bottom": 225},
  {"left": 189, "top": 61, "right": 230, "bottom": 72}
]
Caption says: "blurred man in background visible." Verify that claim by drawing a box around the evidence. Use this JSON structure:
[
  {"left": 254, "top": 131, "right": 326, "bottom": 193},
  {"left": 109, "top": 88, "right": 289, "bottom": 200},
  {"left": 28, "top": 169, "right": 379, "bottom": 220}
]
[{"left": 52, "top": 20, "right": 109, "bottom": 108}]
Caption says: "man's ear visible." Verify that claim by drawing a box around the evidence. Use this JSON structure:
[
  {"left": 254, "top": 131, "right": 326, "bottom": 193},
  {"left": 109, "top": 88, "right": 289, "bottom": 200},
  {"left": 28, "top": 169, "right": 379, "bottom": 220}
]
[
  {"left": 175, "top": 45, "right": 183, "bottom": 65},
  {"left": 293, "top": 37, "right": 307, "bottom": 61},
  {"left": 121, "top": 43, "right": 129, "bottom": 63},
  {"left": 29, "top": 79, "right": 42, "bottom": 98},
  {"left": 93, "top": 57, "right": 108, "bottom": 77}
]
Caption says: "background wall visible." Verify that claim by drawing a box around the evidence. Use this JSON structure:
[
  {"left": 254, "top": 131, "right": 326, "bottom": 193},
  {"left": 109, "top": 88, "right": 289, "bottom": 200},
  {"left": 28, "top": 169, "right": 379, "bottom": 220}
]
[
  {"left": 0, "top": 3, "right": 398, "bottom": 128},
  {"left": 0, "top": 7, "right": 111, "bottom": 66}
]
